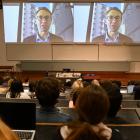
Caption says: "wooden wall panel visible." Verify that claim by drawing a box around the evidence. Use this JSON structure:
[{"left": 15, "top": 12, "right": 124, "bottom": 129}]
[{"left": 1, "top": 71, "right": 140, "bottom": 86}]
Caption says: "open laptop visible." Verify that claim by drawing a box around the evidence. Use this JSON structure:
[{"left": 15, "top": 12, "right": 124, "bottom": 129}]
[{"left": 0, "top": 98, "right": 36, "bottom": 140}]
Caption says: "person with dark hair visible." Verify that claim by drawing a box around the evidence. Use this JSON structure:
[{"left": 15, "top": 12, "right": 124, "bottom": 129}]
[
  {"left": 92, "top": 7, "right": 133, "bottom": 44},
  {"left": 69, "top": 79, "right": 84, "bottom": 108},
  {"left": 111, "top": 80, "right": 122, "bottom": 89},
  {"left": 54, "top": 85, "right": 121, "bottom": 140},
  {"left": 133, "top": 83, "right": 140, "bottom": 107},
  {"left": 27, "top": 80, "right": 37, "bottom": 98},
  {"left": 100, "top": 80, "right": 129, "bottom": 124},
  {"left": 69, "top": 88, "right": 81, "bottom": 108},
  {"left": 35, "top": 77, "right": 72, "bottom": 123},
  {"left": 6, "top": 79, "right": 31, "bottom": 99},
  {"left": 23, "top": 7, "right": 64, "bottom": 43}
]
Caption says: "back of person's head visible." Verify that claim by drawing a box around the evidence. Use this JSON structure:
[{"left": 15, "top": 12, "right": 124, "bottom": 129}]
[
  {"left": 127, "top": 80, "right": 135, "bottom": 86},
  {"left": 35, "top": 77, "right": 60, "bottom": 107},
  {"left": 24, "top": 78, "right": 29, "bottom": 83},
  {"left": 107, "top": 83, "right": 122, "bottom": 117},
  {"left": 133, "top": 85, "right": 140, "bottom": 100},
  {"left": 82, "top": 80, "right": 90, "bottom": 87},
  {"left": 72, "top": 89, "right": 81, "bottom": 106},
  {"left": 0, "top": 119, "right": 19, "bottom": 140},
  {"left": 91, "top": 79, "right": 100, "bottom": 86},
  {"left": 66, "top": 123, "right": 104, "bottom": 140},
  {"left": 64, "top": 79, "right": 72, "bottom": 88},
  {"left": 29, "top": 80, "right": 37, "bottom": 92},
  {"left": 100, "top": 80, "right": 112, "bottom": 92},
  {"left": 72, "top": 79, "right": 83, "bottom": 90},
  {"left": 112, "top": 80, "right": 121, "bottom": 88},
  {"left": 134, "top": 80, "right": 140, "bottom": 86},
  {"left": 76, "top": 85, "right": 109, "bottom": 125},
  {"left": 10, "top": 79, "right": 23, "bottom": 98},
  {"left": 100, "top": 80, "right": 122, "bottom": 117}
]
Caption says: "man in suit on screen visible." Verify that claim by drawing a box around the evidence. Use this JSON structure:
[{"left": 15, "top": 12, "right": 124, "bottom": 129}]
[
  {"left": 92, "top": 7, "right": 133, "bottom": 44},
  {"left": 23, "top": 7, "right": 64, "bottom": 43}
]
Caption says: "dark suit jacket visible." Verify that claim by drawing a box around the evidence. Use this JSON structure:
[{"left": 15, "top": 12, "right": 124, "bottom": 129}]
[
  {"left": 92, "top": 33, "right": 133, "bottom": 44},
  {"left": 23, "top": 33, "right": 64, "bottom": 43}
]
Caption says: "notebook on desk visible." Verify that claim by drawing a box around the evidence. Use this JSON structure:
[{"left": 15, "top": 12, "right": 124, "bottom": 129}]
[{"left": 0, "top": 98, "right": 36, "bottom": 140}]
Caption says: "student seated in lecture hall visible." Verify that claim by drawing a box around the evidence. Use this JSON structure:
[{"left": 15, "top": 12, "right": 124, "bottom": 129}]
[
  {"left": 6, "top": 79, "right": 31, "bottom": 99},
  {"left": 54, "top": 85, "right": 123, "bottom": 140},
  {"left": 35, "top": 77, "right": 72, "bottom": 123},
  {"left": 100, "top": 80, "right": 133, "bottom": 124}
]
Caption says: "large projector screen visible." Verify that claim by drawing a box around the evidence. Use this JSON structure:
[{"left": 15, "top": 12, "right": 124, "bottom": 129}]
[{"left": 3, "top": 2, "right": 140, "bottom": 44}]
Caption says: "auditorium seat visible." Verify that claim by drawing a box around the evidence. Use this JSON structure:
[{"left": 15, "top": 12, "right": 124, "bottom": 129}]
[
  {"left": 115, "top": 108, "right": 140, "bottom": 124},
  {"left": 35, "top": 123, "right": 140, "bottom": 140},
  {"left": 0, "top": 93, "right": 6, "bottom": 98},
  {"left": 58, "top": 107, "right": 78, "bottom": 120},
  {"left": 122, "top": 100, "right": 140, "bottom": 108},
  {"left": 122, "top": 94, "right": 134, "bottom": 100},
  {"left": 35, "top": 123, "right": 63, "bottom": 140},
  {"left": 109, "top": 125, "right": 140, "bottom": 140},
  {"left": 55, "top": 99, "right": 69, "bottom": 107}
]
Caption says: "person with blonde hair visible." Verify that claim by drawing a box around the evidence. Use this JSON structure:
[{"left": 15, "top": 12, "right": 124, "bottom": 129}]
[
  {"left": 71, "top": 79, "right": 83, "bottom": 90},
  {"left": 0, "top": 119, "right": 19, "bottom": 140},
  {"left": 91, "top": 79, "right": 100, "bottom": 86},
  {"left": 69, "top": 79, "right": 83, "bottom": 108}
]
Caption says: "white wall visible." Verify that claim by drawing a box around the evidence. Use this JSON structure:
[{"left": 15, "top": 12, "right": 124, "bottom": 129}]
[
  {"left": 130, "top": 62, "right": 140, "bottom": 73},
  {"left": 1, "top": 4, "right": 140, "bottom": 72},
  {"left": 0, "top": 9, "right": 18, "bottom": 69}
]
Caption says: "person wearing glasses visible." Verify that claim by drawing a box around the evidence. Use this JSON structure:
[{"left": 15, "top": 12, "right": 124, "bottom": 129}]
[
  {"left": 23, "top": 7, "right": 64, "bottom": 43},
  {"left": 92, "top": 7, "right": 133, "bottom": 44}
]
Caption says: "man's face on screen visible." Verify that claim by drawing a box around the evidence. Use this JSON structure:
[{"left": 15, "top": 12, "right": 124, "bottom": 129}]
[
  {"left": 105, "top": 9, "right": 122, "bottom": 33},
  {"left": 36, "top": 9, "right": 52, "bottom": 35}
]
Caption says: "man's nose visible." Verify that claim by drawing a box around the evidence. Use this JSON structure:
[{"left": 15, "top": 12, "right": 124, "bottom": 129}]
[
  {"left": 111, "top": 18, "right": 118, "bottom": 23},
  {"left": 41, "top": 18, "right": 47, "bottom": 22}
]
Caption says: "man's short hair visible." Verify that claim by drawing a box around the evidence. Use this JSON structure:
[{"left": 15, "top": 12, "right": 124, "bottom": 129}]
[
  {"left": 36, "top": 7, "right": 52, "bottom": 15},
  {"left": 106, "top": 7, "right": 122, "bottom": 16},
  {"left": 35, "top": 77, "right": 60, "bottom": 107}
]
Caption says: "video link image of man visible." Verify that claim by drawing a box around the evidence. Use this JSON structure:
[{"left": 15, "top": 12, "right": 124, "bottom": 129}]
[
  {"left": 92, "top": 7, "right": 133, "bottom": 44},
  {"left": 23, "top": 7, "right": 64, "bottom": 43}
]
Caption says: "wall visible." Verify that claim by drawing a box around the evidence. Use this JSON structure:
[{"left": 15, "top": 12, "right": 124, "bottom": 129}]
[
  {"left": 21, "top": 61, "right": 130, "bottom": 71},
  {"left": 0, "top": 9, "right": 18, "bottom": 69},
  {"left": 1, "top": 1, "right": 140, "bottom": 72}
]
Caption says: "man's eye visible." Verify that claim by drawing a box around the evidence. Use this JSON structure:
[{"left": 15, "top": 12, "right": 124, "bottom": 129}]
[
  {"left": 37, "top": 16, "right": 50, "bottom": 20},
  {"left": 115, "top": 16, "right": 120, "bottom": 20}
]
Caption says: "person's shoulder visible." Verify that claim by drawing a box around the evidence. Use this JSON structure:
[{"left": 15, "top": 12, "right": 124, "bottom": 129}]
[
  {"left": 50, "top": 33, "right": 64, "bottom": 42},
  {"left": 57, "top": 111, "right": 73, "bottom": 122},
  {"left": 92, "top": 34, "right": 105, "bottom": 43},
  {"left": 23, "top": 34, "right": 36, "bottom": 42},
  {"left": 36, "top": 107, "right": 72, "bottom": 123},
  {"left": 119, "top": 33, "right": 133, "bottom": 43}
]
